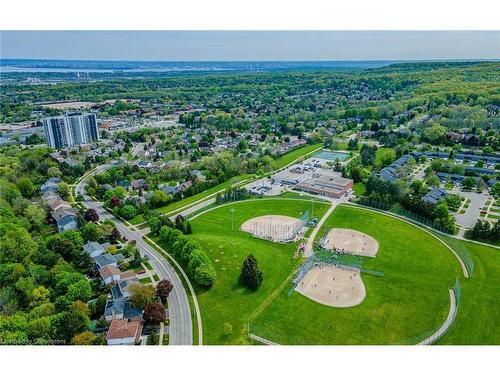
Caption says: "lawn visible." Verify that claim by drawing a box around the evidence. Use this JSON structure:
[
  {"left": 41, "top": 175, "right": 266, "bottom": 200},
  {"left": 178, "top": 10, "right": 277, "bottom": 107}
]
[
  {"left": 186, "top": 198, "right": 330, "bottom": 344},
  {"left": 250, "top": 205, "right": 462, "bottom": 344},
  {"left": 273, "top": 143, "right": 323, "bottom": 169},
  {"left": 129, "top": 214, "right": 145, "bottom": 225},
  {"left": 435, "top": 237, "right": 500, "bottom": 344}
]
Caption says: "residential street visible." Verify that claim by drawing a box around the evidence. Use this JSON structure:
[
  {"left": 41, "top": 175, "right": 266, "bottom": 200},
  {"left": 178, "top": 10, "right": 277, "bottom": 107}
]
[{"left": 75, "top": 167, "right": 194, "bottom": 345}]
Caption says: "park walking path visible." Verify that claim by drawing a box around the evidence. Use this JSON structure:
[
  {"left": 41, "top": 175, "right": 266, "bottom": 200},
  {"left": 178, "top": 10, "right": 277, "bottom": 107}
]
[
  {"left": 303, "top": 202, "right": 337, "bottom": 257},
  {"left": 158, "top": 322, "right": 165, "bottom": 346}
]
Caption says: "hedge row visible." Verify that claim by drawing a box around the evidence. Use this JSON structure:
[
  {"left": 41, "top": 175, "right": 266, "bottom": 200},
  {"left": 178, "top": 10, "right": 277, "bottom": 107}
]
[{"left": 159, "top": 226, "right": 216, "bottom": 287}]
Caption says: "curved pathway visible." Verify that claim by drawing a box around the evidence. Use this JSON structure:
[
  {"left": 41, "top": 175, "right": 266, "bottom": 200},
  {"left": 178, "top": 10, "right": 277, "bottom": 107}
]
[{"left": 418, "top": 289, "right": 457, "bottom": 345}]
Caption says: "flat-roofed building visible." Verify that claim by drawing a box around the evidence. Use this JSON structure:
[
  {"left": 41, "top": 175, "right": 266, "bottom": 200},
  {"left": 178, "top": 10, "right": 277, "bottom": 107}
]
[
  {"left": 43, "top": 113, "right": 99, "bottom": 149},
  {"left": 296, "top": 174, "right": 353, "bottom": 198}
]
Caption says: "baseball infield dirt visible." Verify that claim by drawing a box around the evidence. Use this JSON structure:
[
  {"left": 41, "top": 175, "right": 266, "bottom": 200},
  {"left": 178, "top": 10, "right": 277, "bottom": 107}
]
[
  {"left": 321, "top": 228, "right": 379, "bottom": 257},
  {"left": 295, "top": 264, "right": 366, "bottom": 307}
]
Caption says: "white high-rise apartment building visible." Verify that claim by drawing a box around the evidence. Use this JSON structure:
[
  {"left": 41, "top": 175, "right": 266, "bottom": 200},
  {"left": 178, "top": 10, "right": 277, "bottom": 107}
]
[{"left": 43, "top": 113, "right": 99, "bottom": 149}]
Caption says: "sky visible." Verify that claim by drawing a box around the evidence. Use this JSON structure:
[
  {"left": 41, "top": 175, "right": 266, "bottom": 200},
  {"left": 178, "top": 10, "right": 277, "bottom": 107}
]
[{"left": 1, "top": 31, "right": 499, "bottom": 61}]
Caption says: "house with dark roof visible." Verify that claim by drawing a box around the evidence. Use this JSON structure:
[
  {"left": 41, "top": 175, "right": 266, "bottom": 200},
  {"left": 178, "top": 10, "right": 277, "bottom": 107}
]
[
  {"left": 104, "top": 299, "right": 143, "bottom": 322},
  {"left": 130, "top": 179, "right": 147, "bottom": 190},
  {"left": 380, "top": 154, "right": 413, "bottom": 182},
  {"left": 422, "top": 188, "right": 448, "bottom": 206},
  {"left": 94, "top": 253, "right": 118, "bottom": 269},
  {"left": 40, "top": 178, "right": 62, "bottom": 193},
  {"left": 160, "top": 184, "right": 179, "bottom": 195}
]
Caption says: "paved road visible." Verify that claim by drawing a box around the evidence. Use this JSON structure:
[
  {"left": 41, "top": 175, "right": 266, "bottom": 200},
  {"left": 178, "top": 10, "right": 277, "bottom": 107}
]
[{"left": 75, "top": 166, "right": 193, "bottom": 345}]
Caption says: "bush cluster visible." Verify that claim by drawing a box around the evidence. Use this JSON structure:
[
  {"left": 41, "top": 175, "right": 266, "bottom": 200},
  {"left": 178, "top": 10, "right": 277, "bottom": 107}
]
[{"left": 159, "top": 226, "right": 216, "bottom": 287}]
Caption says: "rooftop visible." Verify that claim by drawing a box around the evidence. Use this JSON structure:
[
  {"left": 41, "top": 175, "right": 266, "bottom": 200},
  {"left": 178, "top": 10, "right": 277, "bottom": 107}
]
[{"left": 106, "top": 319, "right": 143, "bottom": 341}]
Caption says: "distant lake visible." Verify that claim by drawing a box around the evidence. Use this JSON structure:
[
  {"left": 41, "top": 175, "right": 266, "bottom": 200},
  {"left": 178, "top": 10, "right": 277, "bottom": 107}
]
[{"left": 0, "top": 59, "right": 396, "bottom": 74}]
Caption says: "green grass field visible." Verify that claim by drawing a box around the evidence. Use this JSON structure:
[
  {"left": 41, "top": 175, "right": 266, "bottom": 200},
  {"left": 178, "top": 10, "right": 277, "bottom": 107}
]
[
  {"left": 250, "top": 204, "right": 462, "bottom": 344},
  {"left": 435, "top": 237, "right": 500, "bottom": 344},
  {"left": 187, "top": 198, "right": 330, "bottom": 344},
  {"left": 152, "top": 197, "right": 499, "bottom": 345}
]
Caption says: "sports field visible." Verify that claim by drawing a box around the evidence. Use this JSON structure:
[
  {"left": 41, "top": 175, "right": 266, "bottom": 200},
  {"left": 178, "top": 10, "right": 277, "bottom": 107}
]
[
  {"left": 172, "top": 199, "right": 498, "bottom": 345},
  {"left": 250, "top": 205, "right": 462, "bottom": 344},
  {"left": 187, "top": 198, "right": 330, "bottom": 344}
]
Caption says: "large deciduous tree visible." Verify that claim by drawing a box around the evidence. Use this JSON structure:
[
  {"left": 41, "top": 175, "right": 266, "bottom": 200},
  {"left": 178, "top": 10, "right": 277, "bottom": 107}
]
[
  {"left": 156, "top": 279, "right": 173, "bottom": 302},
  {"left": 143, "top": 302, "right": 165, "bottom": 324},
  {"left": 129, "top": 284, "right": 156, "bottom": 309},
  {"left": 83, "top": 208, "right": 99, "bottom": 223}
]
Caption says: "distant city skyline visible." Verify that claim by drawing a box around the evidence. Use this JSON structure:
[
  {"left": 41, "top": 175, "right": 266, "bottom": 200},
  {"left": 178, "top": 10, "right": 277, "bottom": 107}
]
[{"left": 1, "top": 31, "right": 499, "bottom": 61}]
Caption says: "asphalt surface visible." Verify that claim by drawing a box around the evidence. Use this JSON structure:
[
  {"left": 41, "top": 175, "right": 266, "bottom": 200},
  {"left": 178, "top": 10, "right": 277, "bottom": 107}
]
[
  {"left": 75, "top": 166, "right": 193, "bottom": 345},
  {"left": 454, "top": 190, "right": 489, "bottom": 229}
]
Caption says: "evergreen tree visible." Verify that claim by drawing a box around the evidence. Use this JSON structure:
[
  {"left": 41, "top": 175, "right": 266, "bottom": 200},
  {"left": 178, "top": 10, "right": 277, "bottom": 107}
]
[{"left": 240, "top": 254, "right": 263, "bottom": 290}]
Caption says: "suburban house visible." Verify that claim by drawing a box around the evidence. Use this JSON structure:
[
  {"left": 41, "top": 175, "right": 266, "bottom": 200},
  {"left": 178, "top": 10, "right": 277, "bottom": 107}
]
[
  {"left": 104, "top": 300, "right": 143, "bottom": 322},
  {"left": 159, "top": 184, "right": 179, "bottom": 195},
  {"left": 83, "top": 241, "right": 106, "bottom": 258},
  {"left": 40, "top": 178, "right": 78, "bottom": 233},
  {"left": 106, "top": 319, "right": 143, "bottom": 345},
  {"left": 130, "top": 179, "right": 147, "bottom": 191},
  {"left": 51, "top": 207, "right": 78, "bottom": 232},
  {"left": 99, "top": 265, "right": 121, "bottom": 285},
  {"left": 178, "top": 180, "right": 193, "bottom": 192},
  {"left": 40, "top": 177, "right": 62, "bottom": 193},
  {"left": 94, "top": 253, "right": 118, "bottom": 269},
  {"left": 46, "top": 197, "right": 72, "bottom": 212},
  {"left": 190, "top": 169, "right": 206, "bottom": 182},
  {"left": 115, "top": 279, "right": 139, "bottom": 299},
  {"left": 422, "top": 188, "right": 449, "bottom": 206},
  {"left": 99, "top": 265, "right": 136, "bottom": 286}
]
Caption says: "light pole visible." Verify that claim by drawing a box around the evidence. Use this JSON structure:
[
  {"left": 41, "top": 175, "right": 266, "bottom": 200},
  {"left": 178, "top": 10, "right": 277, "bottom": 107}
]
[{"left": 230, "top": 208, "right": 235, "bottom": 231}]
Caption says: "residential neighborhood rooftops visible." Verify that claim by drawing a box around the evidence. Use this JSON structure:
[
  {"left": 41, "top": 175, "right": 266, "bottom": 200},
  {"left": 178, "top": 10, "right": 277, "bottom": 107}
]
[
  {"left": 83, "top": 241, "right": 106, "bottom": 257},
  {"left": 99, "top": 265, "right": 121, "bottom": 280},
  {"left": 106, "top": 319, "right": 143, "bottom": 343},
  {"left": 422, "top": 187, "right": 448, "bottom": 205},
  {"left": 40, "top": 177, "right": 62, "bottom": 193},
  {"left": 94, "top": 253, "right": 118, "bottom": 268}
]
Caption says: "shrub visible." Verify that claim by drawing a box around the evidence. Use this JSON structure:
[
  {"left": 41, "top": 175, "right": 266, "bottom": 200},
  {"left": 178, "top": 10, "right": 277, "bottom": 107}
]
[
  {"left": 171, "top": 238, "right": 189, "bottom": 257},
  {"left": 180, "top": 240, "right": 200, "bottom": 262},
  {"left": 193, "top": 263, "right": 216, "bottom": 287}
]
